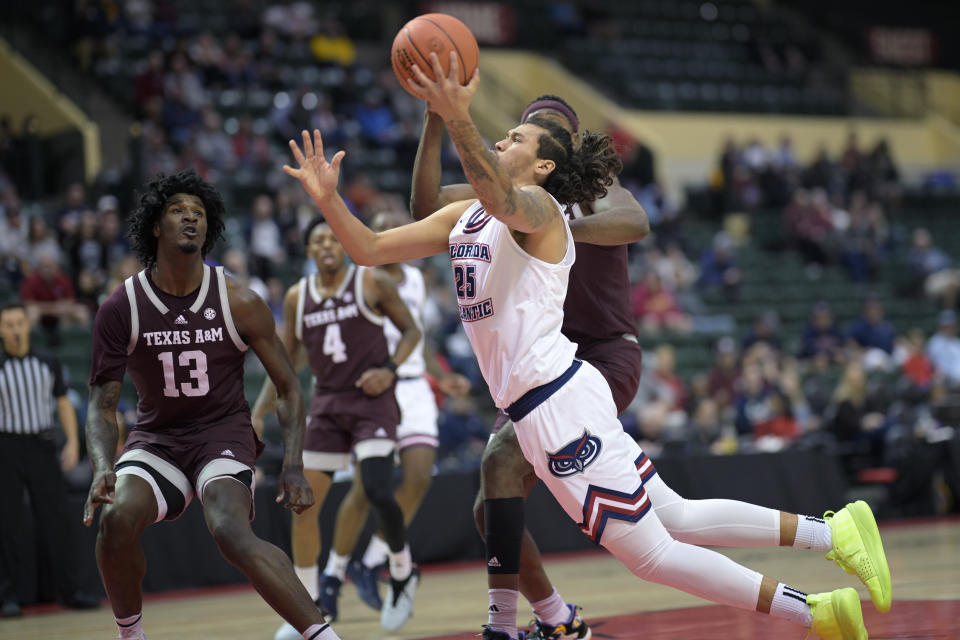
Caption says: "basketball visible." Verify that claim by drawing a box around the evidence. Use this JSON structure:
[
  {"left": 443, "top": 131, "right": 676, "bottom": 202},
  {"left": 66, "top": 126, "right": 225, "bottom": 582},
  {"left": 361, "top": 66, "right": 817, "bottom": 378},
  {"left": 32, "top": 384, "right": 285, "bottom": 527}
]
[{"left": 391, "top": 13, "right": 479, "bottom": 96}]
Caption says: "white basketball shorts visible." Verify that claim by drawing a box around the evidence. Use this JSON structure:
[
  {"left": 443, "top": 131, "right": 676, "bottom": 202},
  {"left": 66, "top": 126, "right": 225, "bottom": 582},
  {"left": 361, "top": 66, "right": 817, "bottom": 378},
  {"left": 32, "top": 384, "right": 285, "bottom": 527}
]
[
  {"left": 510, "top": 361, "right": 658, "bottom": 544},
  {"left": 395, "top": 376, "right": 439, "bottom": 451}
]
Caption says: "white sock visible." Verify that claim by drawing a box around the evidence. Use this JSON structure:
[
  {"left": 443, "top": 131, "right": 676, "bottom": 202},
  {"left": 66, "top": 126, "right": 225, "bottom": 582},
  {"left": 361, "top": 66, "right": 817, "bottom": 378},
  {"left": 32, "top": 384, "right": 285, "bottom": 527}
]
[
  {"left": 530, "top": 588, "right": 571, "bottom": 626},
  {"left": 363, "top": 535, "right": 390, "bottom": 568},
  {"left": 769, "top": 582, "right": 813, "bottom": 627},
  {"left": 302, "top": 622, "right": 340, "bottom": 640},
  {"left": 116, "top": 612, "right": 144, "bottom": 639},
  {"left": 488, "top": 588, "right": 519, "bottom": 638},
  {"left": 388, "top": 544, "right": 412, "bottom": 581},
  {"left": 295, "top": 564, "right": 319, "bottom": 601},
  {"left": 323, "top": 552, "right": 349, "bottom": 581},
  {"left": 793, "top": 515, "right": 833, "bottom": 551}
]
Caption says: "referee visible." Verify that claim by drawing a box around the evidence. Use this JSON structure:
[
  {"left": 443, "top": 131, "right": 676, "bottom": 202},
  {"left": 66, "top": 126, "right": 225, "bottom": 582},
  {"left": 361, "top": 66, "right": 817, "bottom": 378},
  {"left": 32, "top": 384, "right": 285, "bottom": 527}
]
[{"left": 0, "top": 300, "right": 99, "bottom": 616}]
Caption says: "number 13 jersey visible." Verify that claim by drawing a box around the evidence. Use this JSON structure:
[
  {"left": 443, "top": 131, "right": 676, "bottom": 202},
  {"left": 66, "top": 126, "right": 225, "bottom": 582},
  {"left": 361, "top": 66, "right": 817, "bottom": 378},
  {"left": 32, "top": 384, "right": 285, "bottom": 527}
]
[
  {"left": 295, "top": 265, "right": 390, "bottom": 394},
  {"left": 89, "top": 264, "right": 249, "bottom": 431},
  {"left": 449, "top": 199, "right": 577, "bottom": 409}
]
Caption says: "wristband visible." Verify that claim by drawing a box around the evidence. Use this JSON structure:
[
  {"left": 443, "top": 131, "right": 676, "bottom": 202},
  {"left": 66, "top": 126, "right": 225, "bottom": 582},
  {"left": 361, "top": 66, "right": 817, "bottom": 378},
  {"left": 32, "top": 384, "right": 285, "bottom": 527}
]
[{"left": 384, "top": 360, "right": 398, "bottom": 374}]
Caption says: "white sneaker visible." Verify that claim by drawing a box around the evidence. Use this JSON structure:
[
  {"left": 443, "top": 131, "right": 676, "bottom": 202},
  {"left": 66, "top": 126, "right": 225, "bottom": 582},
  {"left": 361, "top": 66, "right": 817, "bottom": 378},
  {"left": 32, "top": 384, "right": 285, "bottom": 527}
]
[
  {"left": 380, "top": 568, "right": 420, "bottom": 631},
  {"left": 274, "top": 621, "right": 301, "bottom": 640}
]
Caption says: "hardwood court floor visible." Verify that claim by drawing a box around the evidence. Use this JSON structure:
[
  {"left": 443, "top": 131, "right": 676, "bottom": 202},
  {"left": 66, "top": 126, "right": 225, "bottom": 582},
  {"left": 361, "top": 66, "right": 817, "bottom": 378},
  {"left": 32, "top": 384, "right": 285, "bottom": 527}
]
[{"left": 4, "top": 518, "right": 958, "bottom": 640}]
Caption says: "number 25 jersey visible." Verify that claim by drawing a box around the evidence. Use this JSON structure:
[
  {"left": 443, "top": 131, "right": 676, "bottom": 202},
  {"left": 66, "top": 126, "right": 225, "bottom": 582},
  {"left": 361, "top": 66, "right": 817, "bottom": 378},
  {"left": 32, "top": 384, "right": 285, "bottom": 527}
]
[
  {"left": 449, "top": 199, "right": 578, "bottom": 409},
  {"left": 89, "top": 264, "right": 250, "bottom": 431}
]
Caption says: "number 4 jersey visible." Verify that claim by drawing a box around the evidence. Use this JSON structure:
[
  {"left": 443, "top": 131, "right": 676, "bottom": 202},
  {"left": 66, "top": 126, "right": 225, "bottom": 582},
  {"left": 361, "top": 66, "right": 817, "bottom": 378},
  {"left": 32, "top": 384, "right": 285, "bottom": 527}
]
[
  {"left": 294, "top": 265, "right": 392, "bottom": 396},
  {"left": 90, "top": 264, "right": 250, "bottom": 431}
]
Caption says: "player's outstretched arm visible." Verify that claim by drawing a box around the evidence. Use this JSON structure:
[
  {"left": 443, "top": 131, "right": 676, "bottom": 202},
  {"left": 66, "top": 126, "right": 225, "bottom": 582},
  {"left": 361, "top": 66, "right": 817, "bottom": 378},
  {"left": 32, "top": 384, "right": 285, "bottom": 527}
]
[
  {"left": 410, "top": 107, "right": 476, "bottom": 220},
  {"left": 285, "top": 128, "right": 467, "bottom": 265},
  {"left": 229, "top": 280, "right": 313, "bottom": 514},
  {"left": 570, "top": 182, "right": 651, "bottom": 246},
  {"left": 424, "top": 340, "right": 471, "bottom": 396},
  {"left": 83, "top": 380, "right": 122, "bottom": 526}
]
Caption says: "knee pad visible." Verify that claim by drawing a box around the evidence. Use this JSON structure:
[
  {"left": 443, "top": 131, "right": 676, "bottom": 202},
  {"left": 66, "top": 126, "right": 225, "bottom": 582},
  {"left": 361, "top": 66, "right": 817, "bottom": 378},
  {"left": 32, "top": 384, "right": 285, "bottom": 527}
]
[
  {"left": 359, "top": 456, "right": 396, "bottom": 508},
  {"left": 483, "top": 497, "right": 524, "bottom": 574}
]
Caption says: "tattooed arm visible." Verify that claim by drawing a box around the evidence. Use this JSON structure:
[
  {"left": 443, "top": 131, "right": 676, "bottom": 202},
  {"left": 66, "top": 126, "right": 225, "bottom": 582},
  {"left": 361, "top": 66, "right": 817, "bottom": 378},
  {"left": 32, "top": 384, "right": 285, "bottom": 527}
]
[
  {"left": 407, "top": 52, "right": 561, "bottom": 236},
  {"left": 83, "top": 380, "right": 122, "bottom": 526}
]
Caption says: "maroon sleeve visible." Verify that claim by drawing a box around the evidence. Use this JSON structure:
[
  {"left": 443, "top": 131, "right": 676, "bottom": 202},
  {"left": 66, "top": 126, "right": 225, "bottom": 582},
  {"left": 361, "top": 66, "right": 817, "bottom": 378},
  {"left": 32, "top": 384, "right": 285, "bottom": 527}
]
[{"left": 89, "top": 284, "right": 131, "bottom": 386}]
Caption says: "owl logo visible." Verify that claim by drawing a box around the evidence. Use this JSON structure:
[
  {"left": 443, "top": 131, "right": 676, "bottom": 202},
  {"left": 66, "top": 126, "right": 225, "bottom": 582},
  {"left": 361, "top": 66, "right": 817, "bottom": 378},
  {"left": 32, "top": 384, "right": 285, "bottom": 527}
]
[
  {"left": 204, "top": 308, "right": 216, "bottom": 320},
  {"left": 547, "top": 430, "right": 602, "bottom": 478}
]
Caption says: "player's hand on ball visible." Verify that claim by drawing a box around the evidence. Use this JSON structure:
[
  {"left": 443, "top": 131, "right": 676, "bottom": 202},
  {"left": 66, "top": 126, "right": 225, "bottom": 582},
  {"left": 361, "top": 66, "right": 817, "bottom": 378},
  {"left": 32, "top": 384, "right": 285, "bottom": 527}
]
[
  {"left": 283, "top": 129, "right": 345, "bottom": 203},
  {"left": 277, "top": 467, "right": 315, "bottom": 514},
  {"left": 407, "top": 51, "right": 479, "bottom": 121}
]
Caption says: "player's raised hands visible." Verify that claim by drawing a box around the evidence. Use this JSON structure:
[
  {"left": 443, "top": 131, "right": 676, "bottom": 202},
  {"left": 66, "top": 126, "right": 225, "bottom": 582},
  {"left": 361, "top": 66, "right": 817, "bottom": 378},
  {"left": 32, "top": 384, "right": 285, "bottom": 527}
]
[
  {"left": 283, "top": 129, "right": 346, "bottom": 204},
  {"left": 276, "top": 466, "right": 315, "bottom": 514},
  {"left": 406, "top": 51, "right": 479, "bottom": 122}
]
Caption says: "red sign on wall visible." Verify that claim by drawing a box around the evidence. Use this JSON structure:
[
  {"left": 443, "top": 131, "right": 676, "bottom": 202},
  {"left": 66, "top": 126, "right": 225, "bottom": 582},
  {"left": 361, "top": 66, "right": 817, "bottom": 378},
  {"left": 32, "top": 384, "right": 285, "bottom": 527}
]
[
  {"left": 423, "top": 1, "right": 516, "bottom": 45},
  {"left": 867, "top": 27, "right": 936, "bottom": 66}
]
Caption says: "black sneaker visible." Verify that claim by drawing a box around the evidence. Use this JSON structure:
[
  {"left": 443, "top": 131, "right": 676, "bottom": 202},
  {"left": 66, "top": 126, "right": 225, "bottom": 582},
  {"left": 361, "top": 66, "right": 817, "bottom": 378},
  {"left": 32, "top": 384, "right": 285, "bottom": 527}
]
[
  {"left": 528, "top": 604, "right": 591, "bottom": 639},
  {"left": 1, "top": 600, "right": 22, "bottom": 617},
  {"left": 482, "top": 625, "right": 526, "bottom": 640},
  {"left": 346, "top": 559, "right": 383, "bottom": 610},
  {"left": 318, "top": 574, "right": 342, "bottom": 622}
]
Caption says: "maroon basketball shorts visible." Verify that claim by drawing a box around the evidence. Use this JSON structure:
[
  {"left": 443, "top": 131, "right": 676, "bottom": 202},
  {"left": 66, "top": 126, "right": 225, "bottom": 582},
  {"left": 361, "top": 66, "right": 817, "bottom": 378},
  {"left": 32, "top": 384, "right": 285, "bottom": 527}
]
[
  {"left": 303, "top": 389, "right": 401, "bottom": 471},
  {"left": 115, "top": 414, "right": 261, "bottom": 521},
  {"left": 492, "top": 335, "right": 643, "bottom": 433}
]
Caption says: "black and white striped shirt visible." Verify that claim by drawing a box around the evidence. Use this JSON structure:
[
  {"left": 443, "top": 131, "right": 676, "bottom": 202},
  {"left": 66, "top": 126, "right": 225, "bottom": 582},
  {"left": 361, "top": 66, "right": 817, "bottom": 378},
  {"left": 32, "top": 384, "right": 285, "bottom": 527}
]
[{"left": 0, "top": 350, "right": 66, "bottom": 435}]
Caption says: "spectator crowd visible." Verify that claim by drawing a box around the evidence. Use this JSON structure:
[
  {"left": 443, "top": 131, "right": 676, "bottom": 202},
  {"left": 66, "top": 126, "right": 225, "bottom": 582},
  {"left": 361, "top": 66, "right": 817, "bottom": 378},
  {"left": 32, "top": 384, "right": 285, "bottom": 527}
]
[{"left": 0, "top": 0, "right": 956, "bottom": 487}]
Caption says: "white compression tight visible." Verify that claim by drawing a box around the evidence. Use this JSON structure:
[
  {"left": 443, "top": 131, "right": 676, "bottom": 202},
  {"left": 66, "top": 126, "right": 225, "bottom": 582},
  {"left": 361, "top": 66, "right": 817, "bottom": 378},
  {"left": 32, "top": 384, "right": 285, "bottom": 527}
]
[
  {"left": 643, "top": 474, "right": 782, "bottom": 547},
  {"left": 601, "top": 510, "right": 765, "bottom": 612}
]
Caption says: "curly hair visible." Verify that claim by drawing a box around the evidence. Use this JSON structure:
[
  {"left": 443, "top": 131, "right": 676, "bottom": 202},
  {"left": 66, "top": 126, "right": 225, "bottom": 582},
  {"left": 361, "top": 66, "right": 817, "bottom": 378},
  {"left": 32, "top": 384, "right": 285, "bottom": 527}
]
[
  {"left": 127, "top": 170, "right": 226, "bottom": 267},
  {"left": 526, "top": 116, "right": 622, "bottom": 205}
]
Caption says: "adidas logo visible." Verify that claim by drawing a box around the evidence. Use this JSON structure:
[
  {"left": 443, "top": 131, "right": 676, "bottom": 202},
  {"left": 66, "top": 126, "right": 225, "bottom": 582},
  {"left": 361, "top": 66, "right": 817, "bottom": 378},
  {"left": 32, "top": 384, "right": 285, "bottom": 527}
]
[
  {"left": 175, "top": 315, "right": 188, "bottom": 325},
  {"left": 374, "top": 427, "right": 388, "bottom": 438},
  {"left": 220, "top": 449, "right": 234, "bottom": 457},
  {"left": 488, "top": 604, "right": 500, "bottom": 612},
  {"left": 487, "top": 556, "right": 501, "bottom": 568}
]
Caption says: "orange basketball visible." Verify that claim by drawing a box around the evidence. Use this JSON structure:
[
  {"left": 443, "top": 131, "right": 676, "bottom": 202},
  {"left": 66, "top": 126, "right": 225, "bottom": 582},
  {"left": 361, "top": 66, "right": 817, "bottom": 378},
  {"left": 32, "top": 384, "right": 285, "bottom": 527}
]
[{"left": 391, "top": 13, "right": 479, "bottom": 96}]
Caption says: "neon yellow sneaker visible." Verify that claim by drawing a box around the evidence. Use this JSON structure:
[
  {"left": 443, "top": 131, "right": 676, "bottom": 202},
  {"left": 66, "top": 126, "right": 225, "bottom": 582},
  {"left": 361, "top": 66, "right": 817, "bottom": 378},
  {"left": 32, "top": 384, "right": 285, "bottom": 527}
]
[
  {"left": 807, "top": 588, "right": 868, "bottom": 640},
  {"left": 824, "top": 501, "right": 892, "bottom": 612}
]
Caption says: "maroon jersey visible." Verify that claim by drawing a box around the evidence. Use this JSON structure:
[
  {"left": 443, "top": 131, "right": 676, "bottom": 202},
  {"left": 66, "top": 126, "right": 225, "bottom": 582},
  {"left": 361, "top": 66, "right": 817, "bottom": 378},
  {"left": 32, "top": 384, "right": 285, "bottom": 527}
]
[
  {"left": 296, "top": 265, "right": 391, "bottom": 394},
  {"left": 90, "top": 264, "right": 250, "bottom": 431},
  {"left": 562, "top": 203, "right": 637, "bottom": 342}
]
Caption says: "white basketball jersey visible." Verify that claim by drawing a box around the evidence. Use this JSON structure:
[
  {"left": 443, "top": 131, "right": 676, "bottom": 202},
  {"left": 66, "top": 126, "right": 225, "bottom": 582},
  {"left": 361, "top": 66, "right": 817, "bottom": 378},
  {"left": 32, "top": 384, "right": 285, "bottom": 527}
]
[
  {"left": 448, "top": 199, "right": 578, "bottom": 408},
  {"left": 383, "top": 264, "right": 426, "bottom": 378}
]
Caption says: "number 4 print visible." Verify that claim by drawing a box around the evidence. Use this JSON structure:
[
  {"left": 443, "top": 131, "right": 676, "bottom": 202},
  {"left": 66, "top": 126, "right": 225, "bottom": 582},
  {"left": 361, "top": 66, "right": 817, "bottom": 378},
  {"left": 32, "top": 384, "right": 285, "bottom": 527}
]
[{"left": 323, "top": 323, "right": 348, "bottom": 363}]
